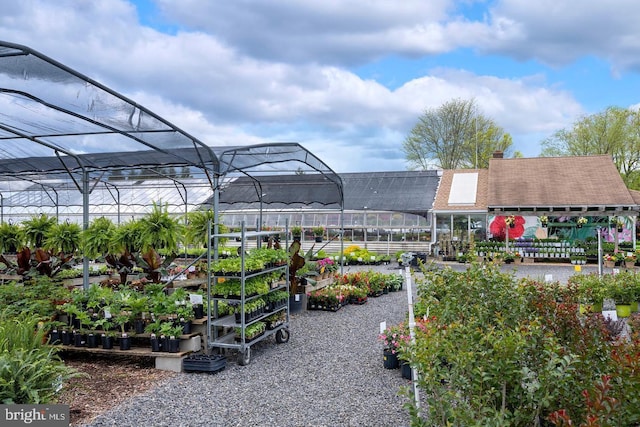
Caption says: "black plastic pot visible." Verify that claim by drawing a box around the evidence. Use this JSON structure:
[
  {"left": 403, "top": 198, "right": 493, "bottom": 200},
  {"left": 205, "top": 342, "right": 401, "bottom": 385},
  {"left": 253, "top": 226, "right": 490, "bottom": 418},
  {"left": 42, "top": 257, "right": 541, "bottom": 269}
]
[
  {"left": 61, "top": 330, "right": 72, "bottom": 346},
  {"left": 168, "top": 337, "right": 180, "bottom": 353},
  {"left": 49, "top": 330, "right": 61, "bottom": 345},
  {"left": 74, "top": 332, "right": 86, "bottom": 347},
  {"left": 134, "top": 319, "right": 146, "bottom": 335},
  {"left": 119, "top": 335, "right": 131, "bottom": 350},
  {"left": 101, "top": 334, "right": 113, "bottom": 349},
  {"left": 86, "top": 333, "right": 99, "bottom": 348},
  {"left": 150, "top": 336, "right": 161, "bottom": 352},
  {"left": 193, "top": 304, "right": 204, "bottom": 319}
]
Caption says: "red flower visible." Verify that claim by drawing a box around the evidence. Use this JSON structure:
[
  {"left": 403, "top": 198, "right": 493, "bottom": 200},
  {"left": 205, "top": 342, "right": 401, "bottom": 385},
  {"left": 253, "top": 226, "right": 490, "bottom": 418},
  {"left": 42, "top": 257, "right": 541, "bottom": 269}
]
[{"left": 490, "top": 215, "right": 525, "bottom": 240}]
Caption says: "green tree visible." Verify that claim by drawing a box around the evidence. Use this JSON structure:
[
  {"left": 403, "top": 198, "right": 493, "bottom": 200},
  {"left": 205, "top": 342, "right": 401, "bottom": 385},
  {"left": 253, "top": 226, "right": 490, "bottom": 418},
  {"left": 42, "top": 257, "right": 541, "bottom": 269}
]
[
  {"left": 402, "top": 98, "right": 513, "bottom": 170},
  {"left": 541, "top": 106, "right": 640, "bottom": 188}
]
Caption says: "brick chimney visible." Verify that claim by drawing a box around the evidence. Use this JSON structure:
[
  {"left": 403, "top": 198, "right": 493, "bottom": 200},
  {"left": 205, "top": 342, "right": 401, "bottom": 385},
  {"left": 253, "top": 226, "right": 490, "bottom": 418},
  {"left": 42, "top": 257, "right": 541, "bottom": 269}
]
[{"left": 492, "top": 150, "right": 504, "bottom": 159}]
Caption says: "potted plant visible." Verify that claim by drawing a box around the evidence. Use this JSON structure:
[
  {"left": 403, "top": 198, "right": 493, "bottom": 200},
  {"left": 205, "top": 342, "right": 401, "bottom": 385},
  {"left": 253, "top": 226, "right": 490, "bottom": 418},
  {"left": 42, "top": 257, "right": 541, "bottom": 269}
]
[
  {"left": 504, "top": 215, "right": 516, "bottom": 228},
  {"left": 145, "top": 319, "right": 163, "bottom": 352},
  {"left": 576, "top": 217, "right": 588, "bottom": 228},
  {"left": 607, "top": 273, "right": 635, "bottom": 318},
  {"left": 185, "top": 209, "right": 228, "bottom": 247},
  {"left": 625, "top": 253, "right": 637, "bottom": 269},
  {"left": 611, "top": 217, "right": 625, "bottom": 232},
  {"left": 312, "top": 226, "right": 324, "bottom": 242},
  {"left": 82, "top": 216, "right": 116, "bottom": 262},
  {"left": 291, "top": 226, "right": 303, "bottom": 240},
  {"left": 0, "top": 221, "right": 23, "bottom": 254},
  {"left": 539, "top": 215, "right": 548, "bottom": 228},
  {"left": 160, "top": 323, "right": 183, "bottom": 353}
]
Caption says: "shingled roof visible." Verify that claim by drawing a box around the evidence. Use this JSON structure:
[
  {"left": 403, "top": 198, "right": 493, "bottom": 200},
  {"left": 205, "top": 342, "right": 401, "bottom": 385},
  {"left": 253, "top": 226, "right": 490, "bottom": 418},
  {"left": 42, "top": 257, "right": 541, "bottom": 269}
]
[
  {"left": 432, "top": 169, "right": 488, "bottom": 213},
  {"left": 487, "top": 155, "right": 638, "bottom": 214}
]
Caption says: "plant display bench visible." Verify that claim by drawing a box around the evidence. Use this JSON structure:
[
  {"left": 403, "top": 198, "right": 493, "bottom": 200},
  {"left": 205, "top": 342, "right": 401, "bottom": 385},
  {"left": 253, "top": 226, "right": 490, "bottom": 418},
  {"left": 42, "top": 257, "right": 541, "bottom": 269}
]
[
  {"left": 56, "top": 342, "right": 196, "bottom": 373},
  {"left": 304, "top": 276, "right": 334, "bottom": 293},
  {"left": 53, "top": 333, "right": 202, "bottom": 372}
]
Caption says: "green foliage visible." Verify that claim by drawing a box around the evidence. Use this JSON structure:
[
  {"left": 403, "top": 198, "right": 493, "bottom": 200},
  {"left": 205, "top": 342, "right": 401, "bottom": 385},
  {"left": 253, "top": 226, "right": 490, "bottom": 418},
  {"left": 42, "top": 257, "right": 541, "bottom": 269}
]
[
  {"left": 82, "top": 216, "right": 116, "bottom": 259},
  {"left": 111, "top": 219, "right": 144, "bottom": 254},
  {"left": 541, "top": 106, "right": 640, "bottom": 189},
  {"left": 0, "top": 310, "right": 80, "bottom": 403},
  {"left": 403, "top": 98, "right": 513, "bottom": 170},
  {"left": 0, "top": 276, "right": 70, "bottom": 321},
  {"left": 0, "top": 221, "right": 23, "bottom": 253},
  {"left": 44, "top": 221, "right": 82, "bottom": 254},
  {"left": 138, "top": 201, "right": 184, "bottom": 252},
  {"left": 22, "top": 214, "right": 56, "bottom": 248},
  {"left": 403, "top": 263, "right": 640, "bottom": 426},
  {"left": 185, "top": 209, "right": 228, "bottom": 247}
]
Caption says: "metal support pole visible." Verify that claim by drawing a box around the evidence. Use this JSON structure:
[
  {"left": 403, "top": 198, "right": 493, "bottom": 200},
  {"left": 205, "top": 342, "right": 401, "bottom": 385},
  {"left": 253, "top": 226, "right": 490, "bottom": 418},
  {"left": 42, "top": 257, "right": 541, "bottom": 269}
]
[
  {"left": 401, "top": 252, "right": 420, "bottom": 413},
  {"left": 597, "top": 227, "right": 603, "bottom": 277}
]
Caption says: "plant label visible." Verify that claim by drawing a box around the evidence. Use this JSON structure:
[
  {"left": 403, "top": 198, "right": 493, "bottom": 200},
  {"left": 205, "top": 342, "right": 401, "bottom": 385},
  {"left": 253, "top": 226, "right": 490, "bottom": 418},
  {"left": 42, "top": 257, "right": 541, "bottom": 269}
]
[
  {"left": 103, "top": 308, "right": 111, "bottom": 319},
  {"left": 190, "top": 294, "right": 203, "bottom": 304},
  {"left": 380, "top": 321, "right": 387, "bottom": 334},
  {"left": 602, "top": 310, "right": 617, "bottom": 321}
]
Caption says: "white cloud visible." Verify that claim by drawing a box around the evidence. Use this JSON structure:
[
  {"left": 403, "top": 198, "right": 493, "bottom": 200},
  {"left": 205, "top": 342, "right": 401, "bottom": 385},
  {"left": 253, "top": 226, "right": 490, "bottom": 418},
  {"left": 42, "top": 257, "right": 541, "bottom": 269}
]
[{"left": 0, "top": 0, "right": 601, "bottom": 172}]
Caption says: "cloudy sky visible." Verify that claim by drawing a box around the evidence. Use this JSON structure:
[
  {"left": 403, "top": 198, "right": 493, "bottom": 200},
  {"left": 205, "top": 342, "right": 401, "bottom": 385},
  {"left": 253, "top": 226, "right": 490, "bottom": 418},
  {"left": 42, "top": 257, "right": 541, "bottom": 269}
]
[{"left": 2, "top": 0, "right": 640, "bottom": 172}]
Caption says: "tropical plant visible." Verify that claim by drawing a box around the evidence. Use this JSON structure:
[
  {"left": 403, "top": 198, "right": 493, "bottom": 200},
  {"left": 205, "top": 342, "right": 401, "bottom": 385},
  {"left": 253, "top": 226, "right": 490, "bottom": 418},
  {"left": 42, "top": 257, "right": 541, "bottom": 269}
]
[
  {"left": 136, "top": 202, "right": 183, "bottom": 282},
  {"left": 0, "top": 309, "right": 81, "bottom": 403}
]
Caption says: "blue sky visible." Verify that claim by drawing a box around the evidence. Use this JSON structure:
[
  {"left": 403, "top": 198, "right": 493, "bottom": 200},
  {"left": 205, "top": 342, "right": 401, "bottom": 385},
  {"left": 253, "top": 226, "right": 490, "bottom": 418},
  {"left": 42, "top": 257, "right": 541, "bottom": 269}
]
[{"left": 2, "top": 0, "right": 640, "bottom": 172}]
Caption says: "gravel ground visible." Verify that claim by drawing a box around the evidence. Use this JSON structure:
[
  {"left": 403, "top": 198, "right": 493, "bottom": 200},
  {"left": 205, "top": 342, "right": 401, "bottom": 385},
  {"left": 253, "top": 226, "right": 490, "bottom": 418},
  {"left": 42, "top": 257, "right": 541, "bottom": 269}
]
[
  {"left": 83, "top": 261, "right": 600, "bottom": 427},
  {"left": 86, "top": 264, "right": 413, "bottom": 427}
]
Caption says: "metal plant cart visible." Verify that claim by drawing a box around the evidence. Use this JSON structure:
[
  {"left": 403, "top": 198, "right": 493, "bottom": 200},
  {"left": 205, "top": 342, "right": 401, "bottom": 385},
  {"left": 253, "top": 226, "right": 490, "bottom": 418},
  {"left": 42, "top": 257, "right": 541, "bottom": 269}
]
[{"left": 207, "top": 222, "right": 290, "bottom": 365}]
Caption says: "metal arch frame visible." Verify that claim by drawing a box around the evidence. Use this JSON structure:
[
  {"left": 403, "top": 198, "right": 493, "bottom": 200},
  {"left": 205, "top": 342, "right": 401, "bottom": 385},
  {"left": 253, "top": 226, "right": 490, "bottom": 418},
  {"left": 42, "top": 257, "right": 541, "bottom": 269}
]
[
  {"left": 0, "top": 41, "right": 347, "bottom": 286},
  {"left": 215, "top": 143, "right": 346, "bottom": 272}
]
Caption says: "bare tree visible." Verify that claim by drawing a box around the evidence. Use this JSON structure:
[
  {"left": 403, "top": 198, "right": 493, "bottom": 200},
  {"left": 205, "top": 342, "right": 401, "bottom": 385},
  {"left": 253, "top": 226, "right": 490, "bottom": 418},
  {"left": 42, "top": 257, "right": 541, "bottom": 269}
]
[{"left": 402, "top": 98, "right": 512, "bottom": 170}]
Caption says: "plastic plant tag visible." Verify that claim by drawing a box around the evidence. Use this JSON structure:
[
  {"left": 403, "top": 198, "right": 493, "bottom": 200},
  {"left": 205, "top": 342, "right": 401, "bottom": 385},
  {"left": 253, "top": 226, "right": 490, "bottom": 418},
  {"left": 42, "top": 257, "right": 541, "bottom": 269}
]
[
  {"left": 190, "top": 294, "right": 203, "bottom": 305},
  {"left": 603, "top": 310, "right": 617, "bottom": 321},
  {"left": 380, "top": 321, "right": 387, "bottom": 334}
]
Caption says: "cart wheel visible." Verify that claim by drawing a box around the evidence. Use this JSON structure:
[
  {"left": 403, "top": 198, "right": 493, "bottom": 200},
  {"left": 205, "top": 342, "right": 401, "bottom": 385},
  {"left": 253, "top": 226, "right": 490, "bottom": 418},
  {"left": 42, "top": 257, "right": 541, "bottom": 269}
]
[
  {"left": 275, "top": 328, "right": 290, "bottom": 343},
  {"left": 238, "top": 347, "right": 251, "bottom": 366}
]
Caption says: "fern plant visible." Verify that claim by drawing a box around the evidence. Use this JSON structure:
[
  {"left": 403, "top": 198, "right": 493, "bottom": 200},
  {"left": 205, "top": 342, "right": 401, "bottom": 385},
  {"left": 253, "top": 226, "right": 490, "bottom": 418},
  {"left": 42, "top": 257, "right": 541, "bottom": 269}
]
[
  {"left": 22, "top": 214, "right": 56, "bottom": 249},
  {"left": 82, "top": 216, "right": 116, "bottom": 259},
  {"left": 139, "top": 201, "right": 183, "bottom": 253},
  {"left": 0, "top": 310, "right": 81, "bottom": 403}
]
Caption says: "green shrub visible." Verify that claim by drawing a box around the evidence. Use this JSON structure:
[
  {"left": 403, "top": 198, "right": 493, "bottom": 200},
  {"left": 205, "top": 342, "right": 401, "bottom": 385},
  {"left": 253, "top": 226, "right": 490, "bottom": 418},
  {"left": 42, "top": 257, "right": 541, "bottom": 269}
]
[
  {"left": 404, "top": 263, "right": 638, "bottom": 426},
  {"left": 0, "top": 310, "right": 80, "bottom": 404}
]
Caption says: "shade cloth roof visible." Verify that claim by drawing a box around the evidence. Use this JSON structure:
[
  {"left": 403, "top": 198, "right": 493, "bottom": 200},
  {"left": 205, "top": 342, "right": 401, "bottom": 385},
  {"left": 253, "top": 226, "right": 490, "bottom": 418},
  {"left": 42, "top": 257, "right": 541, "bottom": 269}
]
[
  {"left": 216, "top": 170, "right": 438, "bottom": 216},
  {"left": 0, "top": 41, "right": 342, "bottom": 212}
]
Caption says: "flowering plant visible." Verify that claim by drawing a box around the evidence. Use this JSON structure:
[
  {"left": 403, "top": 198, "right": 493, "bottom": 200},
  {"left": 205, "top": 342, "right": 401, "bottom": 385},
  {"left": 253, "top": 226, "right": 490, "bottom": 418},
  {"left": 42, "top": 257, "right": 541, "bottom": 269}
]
[
  {"left": 316, "top": 257, "right": 337, "bottom": 273},
  {"left": 378, "top": 322, "right": 410, "bottom": 354},
  {"left": 625, "top": 254, "right": 637, "bottom": 262},
  {"left": 577, "top": 217, "right": 588, "bottom": 226}
]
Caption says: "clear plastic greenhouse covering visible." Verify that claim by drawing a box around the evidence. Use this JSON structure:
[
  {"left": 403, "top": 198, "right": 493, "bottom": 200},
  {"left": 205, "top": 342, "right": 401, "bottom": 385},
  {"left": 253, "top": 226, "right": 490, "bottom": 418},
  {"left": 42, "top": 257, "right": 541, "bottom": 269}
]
[
  {"left": 0, "top": 41, "right": 343, "bottom": 220},
  {"left": 216, "top": 171, "right": 437, "bottom": 217}
]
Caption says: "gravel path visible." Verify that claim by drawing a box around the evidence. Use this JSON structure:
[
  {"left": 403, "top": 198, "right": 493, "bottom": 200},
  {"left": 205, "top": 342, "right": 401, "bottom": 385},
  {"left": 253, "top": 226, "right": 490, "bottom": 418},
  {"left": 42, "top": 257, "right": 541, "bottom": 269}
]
[
  {"left": 83, "top": 261, "right": 600, "bottom": 427},
  {"left": 85, "top": 266, "right": 413, "bottom": 427}
]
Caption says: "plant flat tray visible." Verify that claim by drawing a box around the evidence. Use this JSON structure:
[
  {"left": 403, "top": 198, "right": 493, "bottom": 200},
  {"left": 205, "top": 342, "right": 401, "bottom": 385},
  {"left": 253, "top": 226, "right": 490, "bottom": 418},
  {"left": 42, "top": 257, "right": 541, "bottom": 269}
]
[{"left": 183, "top": 354, "right": 227, "bottom": 373}]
